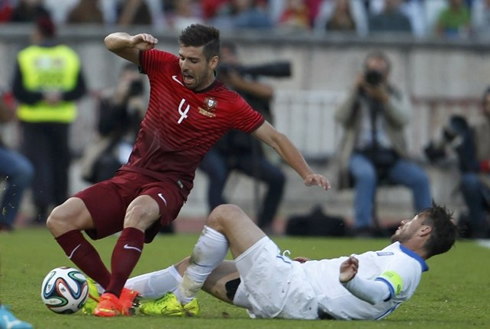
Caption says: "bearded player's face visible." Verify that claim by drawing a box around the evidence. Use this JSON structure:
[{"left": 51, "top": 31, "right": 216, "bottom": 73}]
[{"left": 179, "top": 45, "right": 217, "bottom": 91}]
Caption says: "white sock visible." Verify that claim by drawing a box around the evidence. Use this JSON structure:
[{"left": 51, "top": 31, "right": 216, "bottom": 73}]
[
  {"left": 175, "top": 225, "right": 228, "bottom": 304},
  {"left": 125, "top": 265, "right": 182, "bottom": 299}
]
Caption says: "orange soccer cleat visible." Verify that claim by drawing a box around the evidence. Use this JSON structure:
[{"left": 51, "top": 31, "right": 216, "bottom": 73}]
[
  {"left": 119, "top": 288, "right": 141, "bottom": 316},
  {"left": 93, "top": 293, "right": 120, "bottom": 317}
]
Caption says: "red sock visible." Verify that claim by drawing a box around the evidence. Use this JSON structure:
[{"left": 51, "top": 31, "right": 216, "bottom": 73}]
[
  {"left": 55, "top": 230, "right": 111, "bottom": 288},
  {"left": 106, "top": 227, "right": 145, "bottom": 297}
]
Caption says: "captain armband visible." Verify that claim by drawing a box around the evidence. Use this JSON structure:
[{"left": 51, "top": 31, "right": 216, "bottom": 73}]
[{"left": 377, "top": 270, "right": 403, "bottom": 297}]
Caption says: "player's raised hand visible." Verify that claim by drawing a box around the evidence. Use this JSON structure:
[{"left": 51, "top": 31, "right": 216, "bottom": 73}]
[
  {"left": 339, "top": 256, "right": 359, "bottom": 283},
  {"left": 304, "top": 173, "right": 330, "bottom": 190},
  {"left": 130, "top": 33, "right": 158, "bottom": 50}
]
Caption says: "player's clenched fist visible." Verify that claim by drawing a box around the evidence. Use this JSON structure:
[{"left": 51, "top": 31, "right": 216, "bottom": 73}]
[{"left": 131, "top": 34, "right": 158, "bottom": 50}]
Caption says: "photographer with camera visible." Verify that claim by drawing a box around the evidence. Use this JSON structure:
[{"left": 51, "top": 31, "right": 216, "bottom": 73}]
[
  {"left": 198, "top": 41, "right": 288, "bottom": 234},
  {"left": 81, "top": 63, "right": 146, "bottom": 184},
  {"left": 335, "top": 50, "right": 432, "bottom": 237},
  {"left": 425, "top": 88, "right": 490, "bottom": 239}
]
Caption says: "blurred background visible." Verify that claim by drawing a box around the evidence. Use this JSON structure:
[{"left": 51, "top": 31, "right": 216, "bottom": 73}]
[{"left": 1, "top": 0, "right": 489, "bottom": 235}]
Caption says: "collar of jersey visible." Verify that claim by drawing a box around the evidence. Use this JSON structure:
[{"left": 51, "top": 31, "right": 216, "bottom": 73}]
[
  {"left": 398, "top": 243, "right": 429, "bottom": 272},
  {"left": 195, "top": 70, "right": 219, "bottom": 94}
]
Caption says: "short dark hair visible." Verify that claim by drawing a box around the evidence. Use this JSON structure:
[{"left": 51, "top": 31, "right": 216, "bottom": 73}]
[
  {"left": 36, "top": 15, "right": 56, "bottom": 38},
  {"left": 419, "top": 201, "right": 457, "bottom": 258},
  {"left": 178, "top": 24, "right": 220, "bottom": 62}
]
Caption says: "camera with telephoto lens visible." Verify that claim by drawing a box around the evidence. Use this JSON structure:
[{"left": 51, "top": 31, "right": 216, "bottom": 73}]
[
  {"left": 127, "top": 80, "right": 144, "bottom": 97},
  {"left": 364, "top": 69, "right": 383, "bottom": 86},
  {"left": 219, "top": 61, "right": 292, "bottom": 79},
  {"left": 424, "top": 115, "right": 470, "bottom": 163}
]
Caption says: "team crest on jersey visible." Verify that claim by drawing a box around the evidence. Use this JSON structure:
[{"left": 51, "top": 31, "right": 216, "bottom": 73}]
[{"left": 198, "top": 97, "right": 217, "bottom": 118}]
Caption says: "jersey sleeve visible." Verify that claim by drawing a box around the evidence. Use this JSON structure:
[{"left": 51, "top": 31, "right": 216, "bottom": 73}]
[
  {"left": 341, "top": 275, "right": 391, "bottom": 305},
  {"left": 230, "top": 95, "right": 265, "bottom": 133},
  {"left": 375, "top": 258, "right": 420, "bottom": 301},
  {"left": 139, "top": 49, "right": 178, "bottom": 78}
]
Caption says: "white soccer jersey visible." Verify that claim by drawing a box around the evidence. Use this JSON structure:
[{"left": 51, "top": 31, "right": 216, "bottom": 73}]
[
  {"left": 233, "top": 239, "right": 428, "bottom": 320},
  {"left": 304, "top": 241, "right": 428, "bottom": 320}
]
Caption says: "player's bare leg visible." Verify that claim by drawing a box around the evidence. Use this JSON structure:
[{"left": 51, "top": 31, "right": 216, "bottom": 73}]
[{"left": 205, "top": 204, "right": 266, "bottom": 259}]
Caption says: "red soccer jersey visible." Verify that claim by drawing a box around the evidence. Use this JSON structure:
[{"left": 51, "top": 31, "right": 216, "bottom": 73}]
[{"left": 119, "top": 49, "right": 264, "bottom": 198}]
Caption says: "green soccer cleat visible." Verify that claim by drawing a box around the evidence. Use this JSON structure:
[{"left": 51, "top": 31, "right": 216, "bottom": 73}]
[
  {"left": 139, "top": 292, "right": 184, "bottom": 316},
  {"left": 183, "top": 297, "right": 200, "bottom": 317},
  {"left": 139, "top": 292, "right": 199, "bottom": 317},
  {"left": 82, "top": 278, "right": 100, "bottom": 315}
]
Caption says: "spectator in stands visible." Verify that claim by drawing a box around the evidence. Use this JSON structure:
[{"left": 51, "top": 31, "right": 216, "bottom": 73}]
[
  {"left": 199, "top": 41, "right": 286, "bottom": 234},
  {"left": 334, "top": 50, "right": 432, "bottom": 237},
  {"left": 212, "top": 0, "right": 273, "bottom": 29},
  {"left": 9, "top": 0, "right": 51, "bottom": 22},
  {"left": 0, "top": 0, "right": 14, "bottom": 22},
  {"left": 303, "top": 0, "right": 323, "bottom": 26},
  {"left": 65, "top": 0, "right": 104, "bottom": 25},
  {"left": 166, "top": 0, "right": 204, "bottom": 32},
  {"left": 324, "top": 0, "right": 357, "bottom": 32},
  {"left": 11, "top": 16, "right": 87, "bottom": 224},
  {"left": 368, "top": 0, "right": 413, "bottom": 34},
  {"left": 435, "top": 0, "right": 471, "bottom": 38},
  {"left": 277, "top": 0, "right": 311, "bottom": 31},
  {"left": 471, "top": 0, "right": 490, "bottom": 37},
  {"left": 456, "top": 87, "right": 490, "bottom": 239},
  {"left": 315, "top": 0, "right": 368, "bottom": 36},
  {"left": 201, "top": 0, "right": 228, "bottom": 21},
  {"left": 424, "top": 88, "right": 490, "bottom": 239},
  {"left": 400, "top": 0, "right": 427, "bottom": 37},
  {"left": 361, "top": 0, "right": 384, "bottom": 14},
  {"left": 269, "top": 0, "right": 321, "bottom": 27},
  {"left": 0, "top": 86, "right": 34, "bottom": 233},
  {"left": 115, "top": 0, "right": 152, "bottom": 26}
]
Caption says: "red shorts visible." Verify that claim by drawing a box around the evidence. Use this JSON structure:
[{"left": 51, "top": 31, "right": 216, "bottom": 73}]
[{"left": 74, "top": 170, "right": 185, "bottom": 243}]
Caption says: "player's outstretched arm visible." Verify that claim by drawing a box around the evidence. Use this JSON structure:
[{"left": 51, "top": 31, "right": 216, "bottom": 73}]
[
  {"left": 339, "top": 256, "right": 391, "bottom": 305},
  {"left": 252, "top": 121, "right": 330, "bottom": 190},
  {"left": 104, "top": 32, "right": 158, "bottom": 65}
]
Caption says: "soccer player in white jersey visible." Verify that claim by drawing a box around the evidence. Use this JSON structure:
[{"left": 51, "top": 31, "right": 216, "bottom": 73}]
[{"left": 118, "top": 202, "right": 457, "bottom": 320}]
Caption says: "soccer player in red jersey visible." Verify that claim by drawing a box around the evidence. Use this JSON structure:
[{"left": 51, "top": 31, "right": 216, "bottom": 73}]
[{"left": 46, "top": 24, "right": 330, "bottom": 317}]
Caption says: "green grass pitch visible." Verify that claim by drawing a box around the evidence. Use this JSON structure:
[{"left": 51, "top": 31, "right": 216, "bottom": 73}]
[{"left": 1, "top": 227, "right": 489, "bottom": 329}]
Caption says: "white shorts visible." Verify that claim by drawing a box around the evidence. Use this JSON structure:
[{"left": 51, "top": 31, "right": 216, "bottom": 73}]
[{"left": 233, "top": 237, "right": 318, "bottom": 319}]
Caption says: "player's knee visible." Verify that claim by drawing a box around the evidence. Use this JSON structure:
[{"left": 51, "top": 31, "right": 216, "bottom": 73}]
[
  {"left": 124, "top": 203, "right": 158, "bottom": 229},
  {"left": 208, "top": 204, "right": 242, "bottom": 227},
  {"left": 46, "top": 205, "right": 68, "bottom": 233},
  {"left": 46, "top": 198, "right": 89, "bottom": 235}
]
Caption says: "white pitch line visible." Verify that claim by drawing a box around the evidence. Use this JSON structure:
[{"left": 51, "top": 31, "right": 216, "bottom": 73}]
[{"left": 477, "top": 240, "right": 490, "bottom": 249}]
